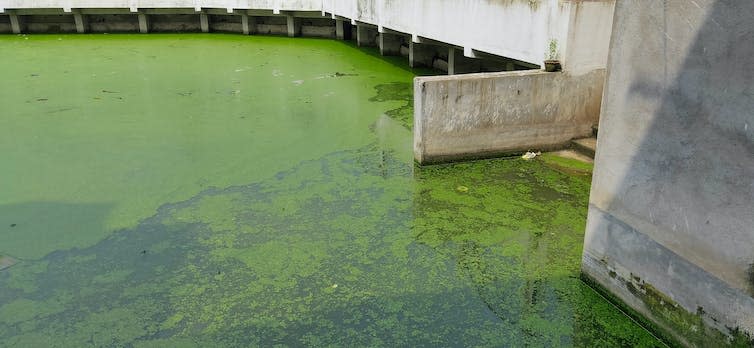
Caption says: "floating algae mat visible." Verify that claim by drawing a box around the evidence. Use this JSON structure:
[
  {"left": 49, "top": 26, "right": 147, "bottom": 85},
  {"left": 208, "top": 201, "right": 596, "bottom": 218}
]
[{"left": 0, "top": 34, "right": 663, "bottom": 346}]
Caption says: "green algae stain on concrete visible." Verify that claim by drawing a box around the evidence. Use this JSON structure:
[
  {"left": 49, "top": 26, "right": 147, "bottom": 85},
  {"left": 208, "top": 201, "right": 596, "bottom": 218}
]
[{"left": 0, "top": 34, "right": 663, "bottom": 346}]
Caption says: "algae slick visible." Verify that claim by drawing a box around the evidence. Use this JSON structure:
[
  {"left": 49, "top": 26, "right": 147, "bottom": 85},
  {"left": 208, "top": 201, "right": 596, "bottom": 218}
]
[{"left": 0, "top": 255, "right": 17, "bottom": 270}]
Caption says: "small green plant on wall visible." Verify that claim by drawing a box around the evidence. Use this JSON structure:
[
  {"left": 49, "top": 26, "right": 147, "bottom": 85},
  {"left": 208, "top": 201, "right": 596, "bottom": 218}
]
[{"left": 544, "top": 38, "right": 561, "bottom": 72}]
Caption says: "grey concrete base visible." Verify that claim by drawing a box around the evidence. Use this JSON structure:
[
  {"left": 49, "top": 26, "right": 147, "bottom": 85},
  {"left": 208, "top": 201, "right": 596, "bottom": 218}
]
[
  {"left": 413, "top": 69, "right": 605, "bottom": 164},
  {"left": 583, "top": 206, "right": 754, "bottom": 346}
]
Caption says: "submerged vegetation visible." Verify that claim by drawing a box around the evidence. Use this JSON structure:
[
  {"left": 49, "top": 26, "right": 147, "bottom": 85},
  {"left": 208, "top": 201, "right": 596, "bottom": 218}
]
[{"left": 0, "top": 34, "right": 662, "bottom": 346}]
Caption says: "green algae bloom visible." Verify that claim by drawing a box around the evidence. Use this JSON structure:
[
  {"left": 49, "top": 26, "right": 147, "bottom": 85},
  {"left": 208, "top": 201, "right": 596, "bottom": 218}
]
[{"left": 0, "top": 34, "right": 662, "bottom": 347}]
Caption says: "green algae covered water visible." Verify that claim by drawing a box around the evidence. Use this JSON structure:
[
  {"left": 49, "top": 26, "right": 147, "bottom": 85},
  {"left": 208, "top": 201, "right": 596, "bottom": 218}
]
[{"left": 0, "top": 34, "right": 663, "bottom": 347}]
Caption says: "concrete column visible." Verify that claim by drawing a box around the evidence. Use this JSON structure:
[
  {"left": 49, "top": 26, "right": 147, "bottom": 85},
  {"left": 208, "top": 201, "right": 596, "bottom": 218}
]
[
  {"left": 73, "top": 11, "right": 87, "bottom": 33},
  {"left": 200, "top": 12, "right": 209, "bottom": 33},
  {"left": 409, "top": 41, "right": 434, "bottom": 68},
  {"left": 137, "top": 13, "right": 149, "bottom": 33},
  {"left": 448, "top": 47, "right": 456, "bottom": 75},
  {"left": 335, "top": 19, "right": 345, "bottom": 40},
  {"left": 378, "top": 32, "right": 402, "bottom": 56},
  {"left": 9, "top": 13, "right": 23, "bottom": 34},
  {"left": 286, "top": 15, "right": 300, "bottom": 37},
  {"left": 240, "top": 14, "right": 255, "bottom": 35},
  {"left": 356, "top": 25, "right": 368, "bottom": 46}
]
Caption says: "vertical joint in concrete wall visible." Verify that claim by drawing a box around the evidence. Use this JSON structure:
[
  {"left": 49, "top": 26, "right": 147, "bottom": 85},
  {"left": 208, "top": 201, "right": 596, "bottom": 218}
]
[
  {"left": 137, "top": 13, "right": 149, "bottom": 33},
  {"left": 73, "top": 11, "right": 88, "bottom": 33},
  {"left": 9, "top": 13, "right": 23, "bottom": 34},
  {"left": 286, "top": 15, "right": 300, "bottom": 37},
  {"left": 200, "top": 12, "right": 209, "bottom": 33}
]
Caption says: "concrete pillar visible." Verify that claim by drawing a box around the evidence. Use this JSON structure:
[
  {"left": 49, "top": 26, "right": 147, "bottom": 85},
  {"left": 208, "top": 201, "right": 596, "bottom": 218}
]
[
  {"left": 9, "top": 13, "right": 23, "bottom": 34},
  {"left": 137, "top": 13, "right": 149, "bottom": 33},
  {"left": 240, "top": 14, "right": 256, "bottom": 35},
  {"left": 378, "top": 32, "right": 402, "bottom": 56},
  {"left": 409, "top": 41, "right": 434, "bottom": 68},
  {"left": 356, "top": 25, "right": 368, "bottom": 46},
  {"left": 335, "top": 19, "right": 345, "bottom": 40},
  {"left": 200, "top": 12, "right": 209, "bottom": 33},
  {"left": 286, "top": 15, "right": 300, "bottom": 37},
  {"left": 448, "top": 47, "right": 456, "bottom": 75},
  {"left": 73, "top": 11, "right": 87, "bottom": 33}
]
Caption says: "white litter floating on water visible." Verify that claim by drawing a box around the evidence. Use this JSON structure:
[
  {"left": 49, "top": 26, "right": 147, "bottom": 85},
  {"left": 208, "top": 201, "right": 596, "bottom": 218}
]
[{"left": 522, "top": 151, "right": 540, "bottom": 160}]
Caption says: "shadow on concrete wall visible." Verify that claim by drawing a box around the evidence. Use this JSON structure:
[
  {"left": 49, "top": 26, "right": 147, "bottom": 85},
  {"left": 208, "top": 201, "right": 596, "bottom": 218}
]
[{"left": 587, "top": 0, "right": 754, "bottom": 345}]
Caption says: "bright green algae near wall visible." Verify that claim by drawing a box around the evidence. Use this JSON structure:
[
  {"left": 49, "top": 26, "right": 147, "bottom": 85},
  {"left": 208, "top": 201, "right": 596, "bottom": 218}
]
[{"left": 0, "top": 34, "right": 662, "bottom": 347}]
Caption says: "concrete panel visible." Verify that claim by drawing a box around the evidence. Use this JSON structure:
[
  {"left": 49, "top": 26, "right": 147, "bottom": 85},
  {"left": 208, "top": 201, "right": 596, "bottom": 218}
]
[
  {"left": 88, "top": 14, "right": 140, "bottom": 32},
  {"left": 583, "top": 0, "right": 754, "bottom": 345},
  {"left": 413, "top": 69, "right": 604, "bottom": 164}
]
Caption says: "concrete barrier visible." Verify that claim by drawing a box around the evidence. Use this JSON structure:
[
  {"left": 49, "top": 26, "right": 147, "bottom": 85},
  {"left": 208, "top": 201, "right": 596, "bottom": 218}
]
[
  {"left": 413, "top": 69, "right": 604, "bottom": 164},
  {"left": 582, "top": 1, "right": 754, "bottom": 346}
]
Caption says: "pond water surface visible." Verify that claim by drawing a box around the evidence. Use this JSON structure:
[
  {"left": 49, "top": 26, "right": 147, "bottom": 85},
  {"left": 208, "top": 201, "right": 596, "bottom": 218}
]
[{"left": 0, "top": 34, "right": 663, "bottom": 347}]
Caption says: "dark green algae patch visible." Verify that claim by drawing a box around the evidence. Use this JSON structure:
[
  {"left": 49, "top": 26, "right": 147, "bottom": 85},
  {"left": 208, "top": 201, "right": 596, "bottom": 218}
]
[{"left": 0, "top": 34, "right": 663, "bottom": 347}]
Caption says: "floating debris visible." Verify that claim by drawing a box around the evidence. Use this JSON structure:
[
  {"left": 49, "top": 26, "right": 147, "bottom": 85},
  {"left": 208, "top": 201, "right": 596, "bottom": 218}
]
[
  {"left": 101, "top": 90, "right": 118, "bottom": 93},
  {"left": 522, "top": 151, "right": 540, "bottom": 160},
  {"left": 333, "top": 72, "right": 358, "bottom": 77},
  {"left": 0, "top": 255, "right": 17, "bottom": 271},
  {"left": 9, "top": 223, "right": 16, "bottom": 227},
  {"left": 331, "top": 284, "right": 338, "bottom": 289},
  {"left": 456, "top": 185, "right": 469, "bottom": 193},
  {"left": 36, "top": 98, "right": 48, "bottom": 102}
]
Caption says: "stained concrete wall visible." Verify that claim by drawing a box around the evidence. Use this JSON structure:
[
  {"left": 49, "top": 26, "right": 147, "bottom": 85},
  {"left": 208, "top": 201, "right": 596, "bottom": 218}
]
[
  {"left": 413, "top": 69, "right": 604, "bottom": 164},
  {"left": 582, "top": 1, "right": 754, "bottom": 346}
]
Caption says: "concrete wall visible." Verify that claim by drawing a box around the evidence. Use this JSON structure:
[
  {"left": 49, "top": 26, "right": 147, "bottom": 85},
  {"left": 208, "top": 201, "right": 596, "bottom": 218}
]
[
  {"left": 582, "top": 1, "right": 754, "bottom": 346},
  {"left": 413, "top": 69, "right": 604, "bottom": 164}
]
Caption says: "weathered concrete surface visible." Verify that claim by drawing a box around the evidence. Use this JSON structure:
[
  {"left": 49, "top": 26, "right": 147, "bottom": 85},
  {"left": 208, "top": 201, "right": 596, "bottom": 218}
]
[
  {"left": 583, "top": 0, "right": 754, "bottom": 346},
  {"left": 413, "top": 69, "right": 604, "bottom": 164}
]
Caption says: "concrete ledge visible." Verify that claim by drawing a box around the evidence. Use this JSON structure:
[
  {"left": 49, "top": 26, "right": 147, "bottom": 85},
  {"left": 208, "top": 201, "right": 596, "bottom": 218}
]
[{"left": 413, "top": 69, "right": 605, "bottom": 164}]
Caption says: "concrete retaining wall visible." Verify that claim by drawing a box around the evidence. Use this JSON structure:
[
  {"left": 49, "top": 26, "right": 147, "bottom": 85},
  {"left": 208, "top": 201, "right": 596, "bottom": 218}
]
[
  {"left": 583, "top": 1, "right": 754, "bottom": 346},
  {"left": 413, "top": 69, "right": 604, "bottom": 164}
]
